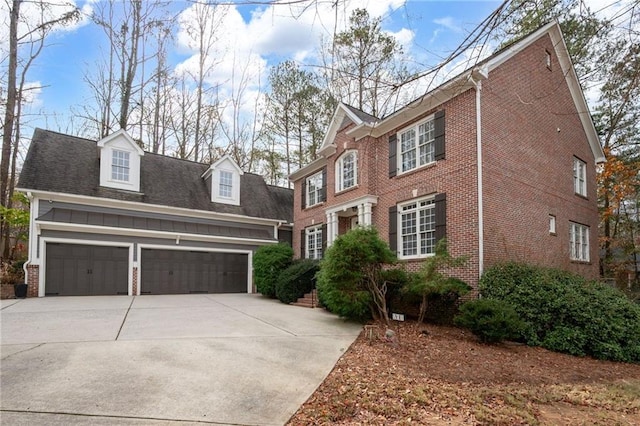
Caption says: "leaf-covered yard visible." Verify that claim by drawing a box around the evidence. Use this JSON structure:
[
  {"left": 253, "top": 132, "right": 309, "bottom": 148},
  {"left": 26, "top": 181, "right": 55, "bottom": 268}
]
[{"left": 287, "top": 322, "right": 640, "bottom": 425}]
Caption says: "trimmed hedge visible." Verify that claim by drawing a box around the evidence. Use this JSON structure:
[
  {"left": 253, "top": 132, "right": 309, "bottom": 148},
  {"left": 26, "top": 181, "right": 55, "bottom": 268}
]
[
  {"left": 253, "top": 243, "right": 293, "bottom": 298},
  {"left": 275, "top": 259, "right": 320, "bottom": 304},
  {"left": 455, "top": 298, "right": 524, "bottom": 343},
  {"left": 480, "top": 262, "right": 640, "bottom": 362}
]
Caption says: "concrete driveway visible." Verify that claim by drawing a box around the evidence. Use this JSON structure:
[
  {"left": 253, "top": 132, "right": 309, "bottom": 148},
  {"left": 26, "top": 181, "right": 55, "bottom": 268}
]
[{"left": 0, "top": 294, "right": 362, "bottom": 425}]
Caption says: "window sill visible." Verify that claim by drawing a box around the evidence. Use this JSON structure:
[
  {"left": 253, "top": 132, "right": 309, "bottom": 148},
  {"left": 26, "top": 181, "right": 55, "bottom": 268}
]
[
  {"left": 335, "top": 184, "right": 359, "bottom": 196},
  {"left": 570, "top": 259, "right": 591, "bottom": 265},
  {"left": 394, "top": 161, "right": 437, "bottom": 179},
  {"left": 397, "top": 253, "right": 435, "bottom": 261},
  {"left": 304, "top": 202, "right": 325, "bottom": 211},
  {"left": 574, "top": 193, "right": 588, "bottom": 200}
]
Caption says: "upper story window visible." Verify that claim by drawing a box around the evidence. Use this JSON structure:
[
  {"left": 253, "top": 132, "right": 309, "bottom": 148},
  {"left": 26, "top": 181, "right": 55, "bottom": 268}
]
[
  {"left": 399, "top": 197, "right": 435, "bottom": 259},
  {"left": 336, "top": 150, "right": 357, "bottom": 192},
  {"left": 573, "top": 157, "right": 586, "bottom": 196},
  {"left": 219, "top": 170, "right": 233, "bottom": 198},
  {"left": 306, "top": 171, "right": 323, "bottom": 207},
  {"left": 111, "top": 150, "right": 130, "bottom": 182},
  {"left": 569, "top": 222, "right": 589, "bottom": 262},
  {"left": 400, "top": 117, "right": 435, "bottom": 173}
]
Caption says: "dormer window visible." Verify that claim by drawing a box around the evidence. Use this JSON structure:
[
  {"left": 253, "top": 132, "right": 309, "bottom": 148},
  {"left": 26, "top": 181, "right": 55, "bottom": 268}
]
[
  {"left": 219, "top": 170, "right": 233, "bottom": 198},
  {"left": 203, "top": 155, "right": 243, "bottom": 206},
  {"left": 97, "top": 129, "right": 144, "bottom": 192},
  {"left": 112, "top": 150, "right": 130, "bottom": 182}
]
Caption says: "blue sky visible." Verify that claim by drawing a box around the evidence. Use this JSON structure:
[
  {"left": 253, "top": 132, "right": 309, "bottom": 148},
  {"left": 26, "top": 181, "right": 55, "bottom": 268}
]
[{"left": 11, "top": 1, "right": 503, "bottom": 132}]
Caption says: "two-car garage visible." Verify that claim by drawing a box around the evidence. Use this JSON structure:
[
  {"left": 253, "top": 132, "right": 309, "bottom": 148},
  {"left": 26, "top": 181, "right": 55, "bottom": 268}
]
[{"left": 44, "top": 243, "right": 249, "bottom": 296}]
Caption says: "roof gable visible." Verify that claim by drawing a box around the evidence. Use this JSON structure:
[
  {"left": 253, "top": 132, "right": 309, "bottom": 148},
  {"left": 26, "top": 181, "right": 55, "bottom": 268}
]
[
  {"left": 318, "top": 103, "right": 376, "bottom": 155},
  {"left": 96, "top": 129, "right": 145, "bottom": 156}
]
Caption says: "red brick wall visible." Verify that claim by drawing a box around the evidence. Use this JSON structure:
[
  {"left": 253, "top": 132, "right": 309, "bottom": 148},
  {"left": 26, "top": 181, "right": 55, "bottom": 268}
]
[
  {"left": 132, "top": 266, "right": 138, "bottom": 296},
  {"left": 26, "top": 264, "right": 39, "bottom": 297},
  {"left": 481, "top": 34, "right": 599, "bottom": 279}
]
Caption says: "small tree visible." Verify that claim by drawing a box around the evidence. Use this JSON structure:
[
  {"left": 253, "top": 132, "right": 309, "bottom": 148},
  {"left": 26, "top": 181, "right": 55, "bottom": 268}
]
[
  {"left": 404, "top": 238, "right": 469, "bottom": 323},
  {"left": 253, "top": 243, "right": 293, "bottom": 298},
  {"left": 316, "top": 227, "right": 396, "bottom": 324}
]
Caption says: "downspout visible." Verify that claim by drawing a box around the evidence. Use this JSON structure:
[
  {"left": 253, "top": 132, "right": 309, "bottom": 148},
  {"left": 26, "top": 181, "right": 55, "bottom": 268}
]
[
  {"left": 22, "top": 192, "right": 34, "bottom": 287},
  {"left": 472, "top": 68, "right": 488, "bottom": 279}
]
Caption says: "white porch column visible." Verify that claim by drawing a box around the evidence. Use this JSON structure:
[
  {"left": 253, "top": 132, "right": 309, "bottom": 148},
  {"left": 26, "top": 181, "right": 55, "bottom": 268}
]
[
  {"left": 363, "top": 202, "right": 373, "bottom": 226},
  {"left": 326, "top": 212, "right": 338, "bottom": 245},
  {"left": 357, "top": 204, "right": 364, "bottom": 227}
]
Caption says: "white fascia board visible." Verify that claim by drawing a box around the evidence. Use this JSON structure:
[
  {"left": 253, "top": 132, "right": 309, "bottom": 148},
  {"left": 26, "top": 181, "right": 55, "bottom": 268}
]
[
  {"left": 96, "top": 129, "right": 145, "bottom": 156},
  {"left": 37, "top": 220, "right": 278, "bottom": 246},
  {"left": 20, "top": 189, "right": 284, "bottom": 227},
  {"left": 288, "top": 157, "right": 327, "bottom": 181},
  {"left": 325, "top": 195, "right": 379, "bottom": 215},
  {"left": 352, "top": 76, "right": 476, "bottom": 140},
  {"left": 547, "top": 25, "right": 605, "bottom": 164},
  {"left": 317, "top": 103, "right": 364, "bottom": 152}
]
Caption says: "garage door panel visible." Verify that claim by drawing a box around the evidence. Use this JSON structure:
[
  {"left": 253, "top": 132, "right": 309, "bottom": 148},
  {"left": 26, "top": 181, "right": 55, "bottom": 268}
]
[
  {"left": 45, "top": 243, "right": 128, "bottom": 296},
  {"left": 141, "top": 249, "right": 248, "bottom": 294}
]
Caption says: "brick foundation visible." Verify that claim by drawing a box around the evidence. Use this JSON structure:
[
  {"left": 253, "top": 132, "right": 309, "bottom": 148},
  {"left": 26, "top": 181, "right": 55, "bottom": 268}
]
[
  {"left": 132, "top": 266, "right": 138, "bottom": 295},
  {"left": 26, "top": 264, "right": 39, "bottom": 297}
]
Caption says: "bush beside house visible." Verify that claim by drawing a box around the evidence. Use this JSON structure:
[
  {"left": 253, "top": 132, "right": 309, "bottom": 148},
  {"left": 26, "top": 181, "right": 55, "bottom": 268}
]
[
  {"left": 478, "top": 262, "right": 640, "bottom": 363},
  {"left": 275, "top": 259, "right": 319, "bottom": 304},
  {"left": 253, "top": 243, "right": 293, "bottom": 298}
]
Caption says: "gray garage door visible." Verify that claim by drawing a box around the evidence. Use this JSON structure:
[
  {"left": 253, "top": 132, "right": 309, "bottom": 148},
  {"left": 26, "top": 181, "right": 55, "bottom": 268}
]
[
  {"left": 140, "top": 249, "right": 248, "bottom": 294},
  {"left": 45, "top": 243, "right": 129, "bottom": 296}
]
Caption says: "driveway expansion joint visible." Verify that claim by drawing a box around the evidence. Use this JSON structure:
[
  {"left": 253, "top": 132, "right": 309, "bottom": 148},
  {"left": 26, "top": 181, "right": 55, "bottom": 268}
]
[{"left": 115, "top": 296, "right": 135, "bottom": 340}]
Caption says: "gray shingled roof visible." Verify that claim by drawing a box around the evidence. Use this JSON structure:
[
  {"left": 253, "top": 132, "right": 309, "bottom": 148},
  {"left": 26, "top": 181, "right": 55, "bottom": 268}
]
[
  {"left": 18, "top": 129, "right": 293, "bottom": 222},
  {"left": 343, "top": 104, "right": 379, "bottom": 123}
]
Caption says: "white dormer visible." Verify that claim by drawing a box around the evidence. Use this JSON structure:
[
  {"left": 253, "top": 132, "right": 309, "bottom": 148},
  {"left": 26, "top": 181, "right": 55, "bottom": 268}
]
[
  {"left": 98, "top": 129, "right": 144, "bottom": 192},
  {"left": 202, "top": 155, "right": 244, "bottom": 206}
]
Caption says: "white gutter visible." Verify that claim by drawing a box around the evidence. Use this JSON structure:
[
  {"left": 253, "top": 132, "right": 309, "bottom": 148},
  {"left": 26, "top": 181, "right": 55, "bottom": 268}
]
[{"left": 471, "top": 67, "right": 488, "bottom": 278}]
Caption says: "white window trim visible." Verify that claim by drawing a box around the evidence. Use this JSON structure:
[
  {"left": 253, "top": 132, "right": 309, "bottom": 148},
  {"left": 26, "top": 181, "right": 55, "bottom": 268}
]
[
  {"left": 397, "top": 114, "right": 436, "bottom": 175},
  {"left": 569, "top": 222, "right": 590, "bottom": 262},
  {"left": 212, "top": 168, "right": 241, "bottom": 206},
  {"left": 397, "top": 195, "right": 436, "bottom": 260},
  {"left": 306, "top": 171, "right": 323, "bottom": 208},
  {"left": 573, "top": 157, "right": 587, "bottom": 197},
  {"left": 335, "top": 150, "right": 357, "bottom": 192},
  {"left": 549, "top": 214, "right": 556, "bottom": 235},
  {"left": 306, "top": 224, "right": 323, "bottom": 260}
]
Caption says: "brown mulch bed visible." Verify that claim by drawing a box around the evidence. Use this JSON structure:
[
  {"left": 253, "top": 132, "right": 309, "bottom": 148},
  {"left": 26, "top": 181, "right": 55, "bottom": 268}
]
[{"left": 287, "top": 322, "right": 640, "bottom": 425}]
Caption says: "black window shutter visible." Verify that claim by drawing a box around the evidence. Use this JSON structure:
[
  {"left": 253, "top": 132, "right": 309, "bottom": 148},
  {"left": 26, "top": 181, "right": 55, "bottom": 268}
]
[
  {"left": 435, "top": 193, "right": 446, "bottom": 242},
  {"left": 301, "top": 178, "right": 306, "bottom": 209},
  {"left": 389, "top": 206, "right": 398, "bottom": 254},
  {"left": 434, "top": 110, "right": 445, "bottom": 161},
  {"left": 300, "top": 229, "right": 306, "bottom": 259},
  {"left": 320, "top": 167, "right": 327, "bottom": 202},
  {"left": 389, "top": 134, "right": 397, "bottom": 177},
  {"left": 321, "top": 224, "right": 327, "bottom": 256}
]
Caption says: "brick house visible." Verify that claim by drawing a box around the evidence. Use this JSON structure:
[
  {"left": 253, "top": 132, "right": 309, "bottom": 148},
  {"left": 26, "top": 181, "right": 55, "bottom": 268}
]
[{"left": 289, "top": 22, "right": 605, "bottom": 289}]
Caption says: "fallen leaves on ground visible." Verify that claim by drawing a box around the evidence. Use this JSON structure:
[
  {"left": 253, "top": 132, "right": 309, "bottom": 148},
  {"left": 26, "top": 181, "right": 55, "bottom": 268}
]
[{"left": 287, "top": 321, "right": 640, "bottom": 425}]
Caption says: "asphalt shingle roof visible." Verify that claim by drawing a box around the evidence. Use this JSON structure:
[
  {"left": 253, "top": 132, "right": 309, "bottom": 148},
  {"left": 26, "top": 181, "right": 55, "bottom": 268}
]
[{"left": 18, "top": 129, "right": 293, "bottom": 222}]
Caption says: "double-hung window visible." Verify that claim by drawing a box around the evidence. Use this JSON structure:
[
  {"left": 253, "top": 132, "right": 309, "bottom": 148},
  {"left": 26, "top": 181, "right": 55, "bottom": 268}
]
[
  {"left": 569, "top": 222, "right": 589, "bottom": 262},
  {"left": 306, "top": 225, "right": 323, "bottom": 260},
  {"left": 219, "top": 170, "right": 233, "bottom": 198},
  {"left": 400, "top": 118, "right": 435, "bottom": 173},
  {"left": 399, "top": 197, "right": 436, "bottom": 258},
  {"left": 336, "top": 151, "right": 357, "bottom": 192},
  {"left": 573, "top": 157, "right": 586, "bottom": 196},
  {"left": 306, "top": 171, "right": 323, "bottom": 207},
  {"left": 111, "top": 150, "right": 130, "bottom": 182}
]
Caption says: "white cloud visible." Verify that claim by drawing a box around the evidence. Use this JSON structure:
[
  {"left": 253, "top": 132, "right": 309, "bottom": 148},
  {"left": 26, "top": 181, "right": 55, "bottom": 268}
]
[
  {"left": 172, "top": 0, "right": 412, "bottom": 144},
  {"left": 433, "top": 16, "right": 463, "bottom": 34}
]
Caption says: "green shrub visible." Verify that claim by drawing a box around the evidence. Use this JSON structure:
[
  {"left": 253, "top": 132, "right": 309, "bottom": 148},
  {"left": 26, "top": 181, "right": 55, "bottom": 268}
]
[
  {"left": 253, "top": 243, "right": 293, "bottom": 298},
  {"left": 455, "top": 298, "right": 524, "bottom": 343},
  {"left": 480, "top": 262, "right": 640, "bottom": 362},
  {"left": 275, "top": 259, "right": 320, "bottom": 304},
  {"left": 316, "top": 227, "right": 396, "bottom": 323}
]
